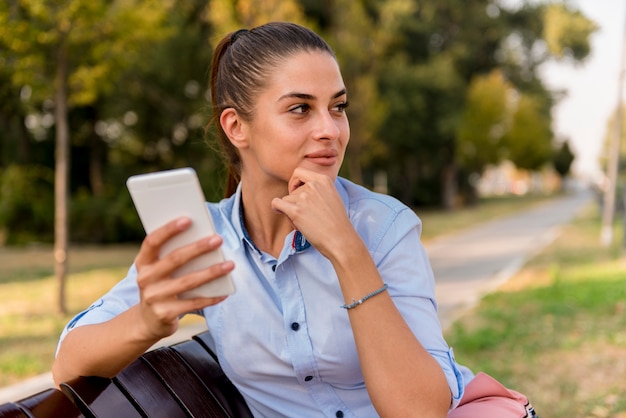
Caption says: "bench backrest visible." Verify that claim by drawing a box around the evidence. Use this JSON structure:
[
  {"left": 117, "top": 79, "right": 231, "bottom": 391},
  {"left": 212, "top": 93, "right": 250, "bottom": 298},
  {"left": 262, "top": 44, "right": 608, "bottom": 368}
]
[{"left": 0, "top": 332, "right": 253, "bottom": 418}]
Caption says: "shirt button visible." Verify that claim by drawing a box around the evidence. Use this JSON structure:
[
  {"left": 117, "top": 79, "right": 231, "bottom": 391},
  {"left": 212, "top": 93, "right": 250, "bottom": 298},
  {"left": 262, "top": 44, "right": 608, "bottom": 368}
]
[
  {"left": 304, "top": 375, "right": 313, "bottom": 382},
  {"left": 271, "top": 264, "right": 277, "bottom": 272},
  {"left": 291, "top": 322, "right": 300, "bottom": 331},
  {"left": 335, "top": 411, "right": 344, "bottom": 418}
]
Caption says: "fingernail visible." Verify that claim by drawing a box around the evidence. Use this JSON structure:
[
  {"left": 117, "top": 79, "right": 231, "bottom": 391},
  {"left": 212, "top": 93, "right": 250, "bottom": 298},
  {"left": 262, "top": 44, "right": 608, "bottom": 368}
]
[
  {"left": 206, "top": 235, "right": 221, "bottom": 246},
  {"left": 176, "top": 217, "right": 191, "bottom": 228}
]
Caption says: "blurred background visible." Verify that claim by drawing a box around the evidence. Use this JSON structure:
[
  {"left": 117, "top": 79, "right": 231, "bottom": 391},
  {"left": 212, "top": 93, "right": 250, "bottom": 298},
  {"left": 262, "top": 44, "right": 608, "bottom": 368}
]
[{"left": 1, "top": 0, "right": 625, "bottom": 416}]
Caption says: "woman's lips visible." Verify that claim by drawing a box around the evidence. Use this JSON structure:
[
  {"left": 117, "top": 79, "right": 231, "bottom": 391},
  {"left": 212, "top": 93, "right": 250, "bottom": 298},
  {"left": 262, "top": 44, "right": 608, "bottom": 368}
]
[{"left": 305, "top": 149, "right": 338, "bottom": 166}]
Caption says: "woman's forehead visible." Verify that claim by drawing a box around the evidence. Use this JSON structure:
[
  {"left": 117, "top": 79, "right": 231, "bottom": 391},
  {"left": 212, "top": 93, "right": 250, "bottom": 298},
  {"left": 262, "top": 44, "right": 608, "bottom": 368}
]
[{"left": 265, "top": 51, "right": 346, "bottom": 98}]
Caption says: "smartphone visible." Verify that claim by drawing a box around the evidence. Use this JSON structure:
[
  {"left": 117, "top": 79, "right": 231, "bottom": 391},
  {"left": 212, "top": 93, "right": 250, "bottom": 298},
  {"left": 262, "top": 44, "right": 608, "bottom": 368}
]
[{"left": 126, "top": 167, "right": 235, "bottom": 299}]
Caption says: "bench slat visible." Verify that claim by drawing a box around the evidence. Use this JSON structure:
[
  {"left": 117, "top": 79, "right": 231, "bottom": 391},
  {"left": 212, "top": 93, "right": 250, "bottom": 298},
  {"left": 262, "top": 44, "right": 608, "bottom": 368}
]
[
  {"left": 17, "top": 388, "right": 84, "bottom": 418},
  {"left": 171, "top": 339, "right": 253, "bottom": 418},
  {"left": 142, "top": 348, "right": 228, "bottom": 418},
  {"left": 115, "top": 356, "right": 189, "bottom": 418},
  {"left": 0, "top": 402, "right": 27, "bottom": 418},
  {"left": 60, "top": 376, "right": 142, "bottom": 418}
]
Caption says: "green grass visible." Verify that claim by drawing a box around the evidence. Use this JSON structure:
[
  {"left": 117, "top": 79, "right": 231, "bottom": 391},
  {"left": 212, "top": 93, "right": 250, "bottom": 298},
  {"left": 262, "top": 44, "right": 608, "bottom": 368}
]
[
  {"left": 0, "top": 244, "right": 139, "bottom": 285},
  {"left": 445, "top": 204, "right": 626, "bottom": 417}
]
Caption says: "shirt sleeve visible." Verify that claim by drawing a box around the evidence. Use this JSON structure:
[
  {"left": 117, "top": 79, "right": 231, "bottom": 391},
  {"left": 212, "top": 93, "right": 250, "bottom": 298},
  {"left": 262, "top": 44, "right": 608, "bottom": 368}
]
[
  {"left": 364, "top": 205, "right": 467, "bottom": 409},
  {"left": 56, "top": 264, "right": 141, "bottom": 355}
]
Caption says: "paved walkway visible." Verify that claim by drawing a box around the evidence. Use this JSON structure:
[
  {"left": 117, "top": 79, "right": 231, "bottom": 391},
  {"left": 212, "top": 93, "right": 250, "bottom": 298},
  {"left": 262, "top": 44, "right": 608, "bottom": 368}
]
[
  {"left": 0, "top": 191, "right": 593, "bottom": 403},
  {"left": 429, "top": 190, "right": 593, "bottom": 330}
]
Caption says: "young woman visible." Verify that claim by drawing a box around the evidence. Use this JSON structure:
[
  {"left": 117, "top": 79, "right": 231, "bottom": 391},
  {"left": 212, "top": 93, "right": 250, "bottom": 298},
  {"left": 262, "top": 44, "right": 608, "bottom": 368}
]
[{"left": 53, "top": 22, "right": 535, "bottom": 417}]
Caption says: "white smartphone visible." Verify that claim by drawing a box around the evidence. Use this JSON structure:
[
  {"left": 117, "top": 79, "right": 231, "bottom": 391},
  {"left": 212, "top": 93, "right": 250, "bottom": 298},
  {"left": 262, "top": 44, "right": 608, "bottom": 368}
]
[{"left": 126, "top": 167, "right": 235, "bottom": 299}]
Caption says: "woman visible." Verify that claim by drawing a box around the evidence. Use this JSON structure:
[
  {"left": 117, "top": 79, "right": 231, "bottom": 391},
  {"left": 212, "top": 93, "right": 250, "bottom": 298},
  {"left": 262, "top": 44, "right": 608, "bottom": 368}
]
[{"left": 54, "top": 22, "right": 535, "bottom": 417}]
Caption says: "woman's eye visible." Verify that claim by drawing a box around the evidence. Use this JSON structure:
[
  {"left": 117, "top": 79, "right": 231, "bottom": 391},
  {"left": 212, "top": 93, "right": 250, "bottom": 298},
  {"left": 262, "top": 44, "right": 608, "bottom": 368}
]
[
  {"left": 333, "top": 101, "right": 349, "bottom": 113},
  {"left": 290, "top": 104, "right": 310, "bottom": 114}
]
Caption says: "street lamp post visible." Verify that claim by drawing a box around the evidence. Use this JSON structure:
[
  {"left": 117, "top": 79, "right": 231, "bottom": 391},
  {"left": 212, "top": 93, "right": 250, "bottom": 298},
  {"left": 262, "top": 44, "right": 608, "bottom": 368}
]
[{"left": 601, "top": 10, "right": 626, "bottom": 248}]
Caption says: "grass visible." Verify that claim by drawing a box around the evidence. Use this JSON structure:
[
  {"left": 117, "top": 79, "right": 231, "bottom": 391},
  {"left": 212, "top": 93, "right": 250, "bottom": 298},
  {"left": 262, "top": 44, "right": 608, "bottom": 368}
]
[
  {"left": 0, "top": 244, "right": 139, "bottom": 285},
  {"left": 445, "top": 203, "right": 626, "bottom": 417}
]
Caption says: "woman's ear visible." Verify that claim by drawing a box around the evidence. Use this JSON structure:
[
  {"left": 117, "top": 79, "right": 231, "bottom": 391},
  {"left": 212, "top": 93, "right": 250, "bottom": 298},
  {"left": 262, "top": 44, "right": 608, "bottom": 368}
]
[{"left": 220, "top": 108, "right": 249, "bottom": 150}]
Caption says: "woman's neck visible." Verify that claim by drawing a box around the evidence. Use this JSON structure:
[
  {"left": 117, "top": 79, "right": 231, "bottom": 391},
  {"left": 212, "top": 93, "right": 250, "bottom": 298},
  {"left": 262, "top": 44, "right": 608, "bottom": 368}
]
[{"left": 240, "top": 181, "right": 294, "bottom": 258}]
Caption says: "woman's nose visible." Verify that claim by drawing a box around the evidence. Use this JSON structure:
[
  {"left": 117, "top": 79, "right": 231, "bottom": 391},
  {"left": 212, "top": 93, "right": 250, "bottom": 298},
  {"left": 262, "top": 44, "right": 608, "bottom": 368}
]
[{"left": 313, "top": 110, "right": 341, "bottom": 141}]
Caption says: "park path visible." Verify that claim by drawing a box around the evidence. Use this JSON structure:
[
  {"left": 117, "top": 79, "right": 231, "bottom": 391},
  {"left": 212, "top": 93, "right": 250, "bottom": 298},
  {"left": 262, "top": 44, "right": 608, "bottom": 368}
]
[
  {"left": 428, "top": 189, "right": 593, "bottom": 330},
  {"left": 0, "top": 190, "right": 594, "bottom": 403}
]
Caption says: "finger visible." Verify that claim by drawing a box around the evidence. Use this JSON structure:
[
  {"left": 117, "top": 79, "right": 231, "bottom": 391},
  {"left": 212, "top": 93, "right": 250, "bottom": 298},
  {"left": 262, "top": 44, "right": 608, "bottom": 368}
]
[
  {"left": 137, "top": 235, "right": 224, "bottom": 288},
  {"left": 169, "top": 260, "right": 234, "bottom": 300},
  {"left": 143, "top": 294, "right": 228, "bottom": 330},
  {"left": 288, "top": 167, "right": 318, "bottom": 194},
  {"left": 288, "top": 177, "right": 305, "bottom": 194},
  {"left": 271, "top": 197, "right": 298, "bottom": 221},
  {"left": 142, "top": 259, "right": 234, "bottom": 303},
  {"left": 136, "top": 217, "right": 192, "bottom": 266}
]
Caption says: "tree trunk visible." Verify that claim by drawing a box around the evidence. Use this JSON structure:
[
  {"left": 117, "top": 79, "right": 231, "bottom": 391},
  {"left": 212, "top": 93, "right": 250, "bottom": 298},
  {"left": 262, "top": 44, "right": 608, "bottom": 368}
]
[
  {"left": 54, "top": 42, "right": 70, "bottom": 315},
  {"left": 88, "top": 106, "right": 105, "bottom": 197},
  {"left": 441, "top": 161, "right": 457, "bottom": 210}
]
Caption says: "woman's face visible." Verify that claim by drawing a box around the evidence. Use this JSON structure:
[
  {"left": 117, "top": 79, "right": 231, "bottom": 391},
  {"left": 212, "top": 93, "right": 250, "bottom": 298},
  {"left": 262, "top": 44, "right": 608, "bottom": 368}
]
[{"left": 238, "top": 50, "right": 350, "bottom": 189}]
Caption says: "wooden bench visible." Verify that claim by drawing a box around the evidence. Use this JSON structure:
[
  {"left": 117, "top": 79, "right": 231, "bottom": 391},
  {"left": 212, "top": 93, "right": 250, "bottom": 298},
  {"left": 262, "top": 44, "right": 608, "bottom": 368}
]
[{"left": 0, "top": 332, "right": 253, "bottom": 418}]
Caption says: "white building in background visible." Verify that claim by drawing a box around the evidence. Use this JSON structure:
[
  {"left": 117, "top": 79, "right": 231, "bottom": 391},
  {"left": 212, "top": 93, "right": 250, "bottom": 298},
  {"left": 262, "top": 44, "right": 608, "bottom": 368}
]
[{"left": 477, "top": 160, "right": 562, "bottom": 197}]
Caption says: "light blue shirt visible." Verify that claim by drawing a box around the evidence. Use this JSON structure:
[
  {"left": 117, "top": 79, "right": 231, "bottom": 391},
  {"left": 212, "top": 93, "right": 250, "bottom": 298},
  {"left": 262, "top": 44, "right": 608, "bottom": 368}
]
[{"left": 60, "top": 177, "right": 468, "bottom": 417}]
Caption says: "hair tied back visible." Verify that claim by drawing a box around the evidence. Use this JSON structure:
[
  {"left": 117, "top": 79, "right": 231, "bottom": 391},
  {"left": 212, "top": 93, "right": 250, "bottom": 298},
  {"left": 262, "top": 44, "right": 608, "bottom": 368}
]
[{"left": 230, "top": 29, "right": 249, "bottom": 45}]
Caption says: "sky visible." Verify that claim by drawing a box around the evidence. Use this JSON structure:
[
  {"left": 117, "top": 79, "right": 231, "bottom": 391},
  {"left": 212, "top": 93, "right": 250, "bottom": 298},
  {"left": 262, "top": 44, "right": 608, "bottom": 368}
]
[{"left": 539, "top": 0, "right": 626, "bottom": 182}]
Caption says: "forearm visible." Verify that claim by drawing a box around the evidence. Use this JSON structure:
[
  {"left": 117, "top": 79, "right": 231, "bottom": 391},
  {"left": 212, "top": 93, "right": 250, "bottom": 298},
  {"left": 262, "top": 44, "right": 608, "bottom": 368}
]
[
  {"left": 332, "top": 239, "right": 451, "bottom": 417},
  {"left": 52, "top": 305, "right": 162, "bottom": 386}
]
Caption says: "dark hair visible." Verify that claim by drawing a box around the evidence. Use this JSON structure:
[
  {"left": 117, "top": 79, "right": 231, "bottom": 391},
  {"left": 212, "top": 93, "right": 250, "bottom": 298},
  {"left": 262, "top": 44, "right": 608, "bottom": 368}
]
[{"left": 209, "top": 22, "right": 336, "bottom": 197}]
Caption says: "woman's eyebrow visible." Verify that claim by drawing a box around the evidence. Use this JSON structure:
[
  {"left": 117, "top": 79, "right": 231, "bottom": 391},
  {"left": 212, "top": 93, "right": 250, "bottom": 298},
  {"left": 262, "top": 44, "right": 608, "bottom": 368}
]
[
  {"left": 332, "top": 88, "right": 347, "bottom": 99},
  {"left": 278, "top": 88, "right": 347, "bottom": 102},
  {"left": 279, "top": 92, "right": 315, "bottom": 101}
]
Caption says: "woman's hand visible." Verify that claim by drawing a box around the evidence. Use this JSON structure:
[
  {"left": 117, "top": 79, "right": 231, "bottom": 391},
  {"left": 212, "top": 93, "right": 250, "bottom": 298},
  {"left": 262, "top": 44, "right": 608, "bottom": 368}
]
[
  {"left": 52, "top": 216, "right": 233, "bottom": 385},
  {"left": 133, "top": 216, "right": 234, "bottom": 340},
  {"left": 271, "top": 168, "right": 356, "bottom": 259}
]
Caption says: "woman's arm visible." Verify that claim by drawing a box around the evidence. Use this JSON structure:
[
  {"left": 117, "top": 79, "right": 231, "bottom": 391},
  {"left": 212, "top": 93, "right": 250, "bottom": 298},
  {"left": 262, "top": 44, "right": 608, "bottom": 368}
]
[
  {"left": 332, "top": 238, "right": 451, "bottom": 417},
  {"left": 52, "top": 217, "right": 233, "bottom": 386},
  {"left": 272, "top": 169, "right": 451, "bottom": 417}
]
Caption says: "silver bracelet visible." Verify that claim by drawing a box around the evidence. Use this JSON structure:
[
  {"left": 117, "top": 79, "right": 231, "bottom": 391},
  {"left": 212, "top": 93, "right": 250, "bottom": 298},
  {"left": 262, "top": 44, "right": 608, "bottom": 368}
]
[{"left": 341, "top": 283, "right": 389, "bottom": 309}]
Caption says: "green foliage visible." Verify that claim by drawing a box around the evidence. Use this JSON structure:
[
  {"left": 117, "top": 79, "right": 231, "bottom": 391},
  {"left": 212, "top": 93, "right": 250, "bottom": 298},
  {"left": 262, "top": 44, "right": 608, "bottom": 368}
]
[
  {"left": 543, "top": 3, "right": 598, "bottom": 61},
  {"left": 379, "top": 52, "right": 464, "bottom": 205},
  {"left": 457, "top": 70, "right": 511, "bottom": 172},
  {"left": 503, "top": 94, "right": 553, "bottom": 170},
  {"left": 552, "top": 140, "right": 575, "bottom": 178},
  {"left": 208, "top": 0, "right": 307, "bottom": 38},
  {"left": 0, "top": 0, "right": 172, "bottom": 106},
  {"left": 70, "top": 187, "right": 144, "bottom": 243},
  {"left": 0, "top": 165, "right": 54, "bottom": 244},
  {"left": 458, "top": 70, "right": 555, "bottom": 174},
  {"left": 0, "top": 0, "right": 599, "bottom": 242}
]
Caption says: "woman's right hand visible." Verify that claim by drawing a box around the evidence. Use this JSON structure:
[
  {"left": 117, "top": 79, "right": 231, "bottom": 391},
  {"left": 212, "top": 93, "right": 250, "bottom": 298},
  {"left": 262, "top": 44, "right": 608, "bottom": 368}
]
[{"left": 133, "top": 216, "right": 234, "bottom": 340}]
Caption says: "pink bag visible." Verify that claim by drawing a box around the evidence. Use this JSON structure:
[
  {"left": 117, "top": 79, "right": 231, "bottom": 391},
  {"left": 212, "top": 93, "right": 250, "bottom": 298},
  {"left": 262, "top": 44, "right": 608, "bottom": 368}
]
[{"left": 448, "top": 372, "right": 538, "bottom": 418}]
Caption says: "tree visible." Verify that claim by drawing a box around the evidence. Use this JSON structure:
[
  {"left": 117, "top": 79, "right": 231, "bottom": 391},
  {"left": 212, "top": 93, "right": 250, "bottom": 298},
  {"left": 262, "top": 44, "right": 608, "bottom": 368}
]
[
  {"left": 503, "top": 93, "right": 553, "bottom": 171},
  {"left": 372, "top": 0, "right": 596, "bottom": 208},
  {"left": 552, "top": 139, "right": 575, "bottom": 180},
  {"left": 457, "top": 70, "right": 512, "bottom": 174},
  {"left": 457, "top": 69, "right": 555, "bottom": 197},
  {"left": 207, "top": 0, "right": 308, "bottom": 45},
  {"left": 0, "top": 0, "right": 171, "bottom": 313}
]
